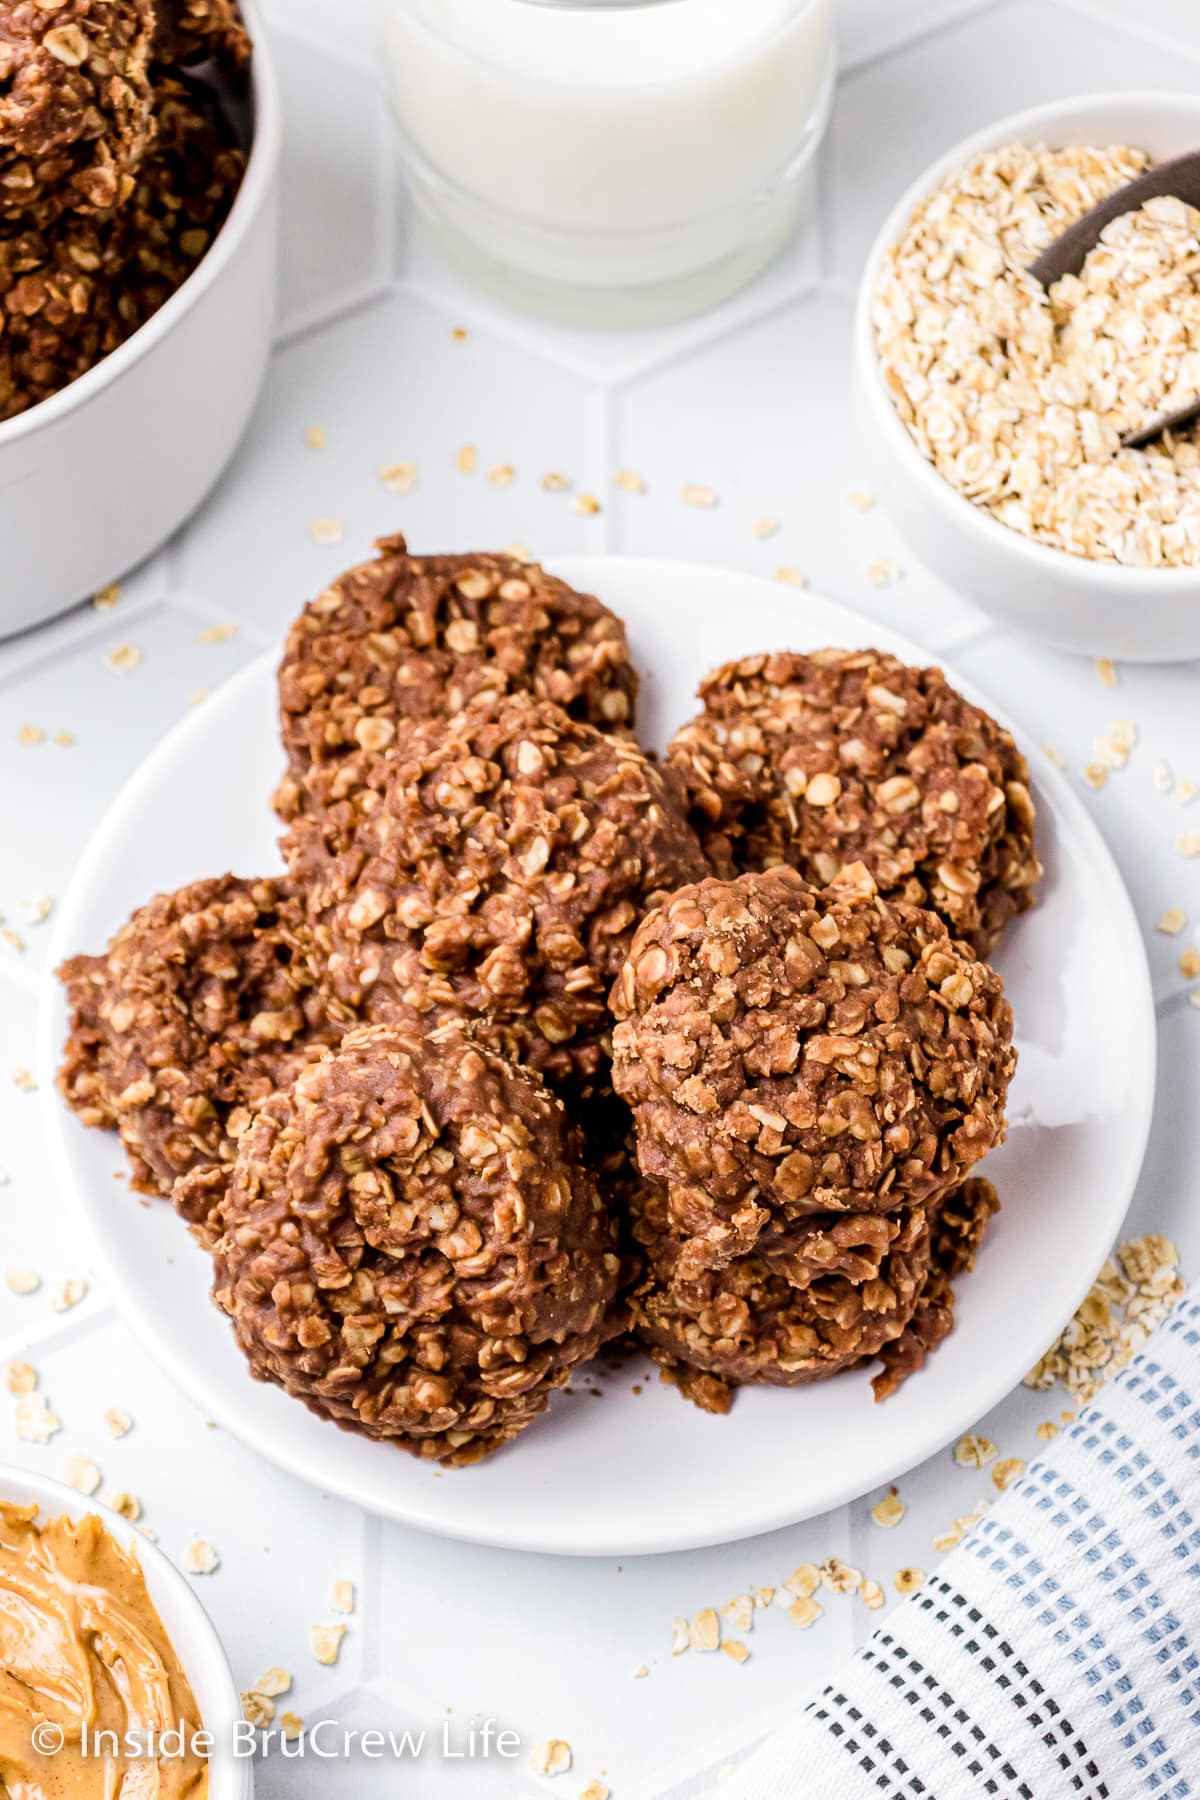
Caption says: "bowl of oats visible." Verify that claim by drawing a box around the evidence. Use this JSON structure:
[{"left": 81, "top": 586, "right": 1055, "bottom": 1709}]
[
  {"left": 0, "top": 0, "right": 280, "bottom": 639},
  {"left": 854, "top": 92, "right": 1200, "bottom": 663}
]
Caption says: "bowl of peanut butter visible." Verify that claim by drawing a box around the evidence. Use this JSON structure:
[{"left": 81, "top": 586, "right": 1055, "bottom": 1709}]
[{"left": 0, "top": 1467, "right": 251, "bottom": 1798}]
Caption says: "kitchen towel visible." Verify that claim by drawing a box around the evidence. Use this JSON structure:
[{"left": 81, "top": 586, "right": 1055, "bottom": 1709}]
[{"left": 661, "top": 1282, "right": 1200, "bottom": 1800}]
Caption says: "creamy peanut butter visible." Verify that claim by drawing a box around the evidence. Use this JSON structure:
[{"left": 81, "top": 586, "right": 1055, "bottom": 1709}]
[{"left": 0, "top": 1501, "right": 208, "bottom": 1797}]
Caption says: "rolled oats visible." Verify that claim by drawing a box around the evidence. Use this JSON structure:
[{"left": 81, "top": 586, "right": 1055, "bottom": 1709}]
[{"left": 875, "top": 144, "right": 1200, "bottom": 567}]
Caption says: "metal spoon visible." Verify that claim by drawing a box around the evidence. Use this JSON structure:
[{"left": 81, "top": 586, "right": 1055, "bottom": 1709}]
[{"left": 1028, "top": 149, "right": 1200, "bottom": 449}]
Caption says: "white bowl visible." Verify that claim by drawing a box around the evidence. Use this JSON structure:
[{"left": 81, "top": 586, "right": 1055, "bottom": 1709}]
[
  {"left": 854, "top": 91, "right": 1200, "bottom": 664},
  {"left": 0, "top": 1464, "right": 252, "bottom": 1796},
  {"left": 0, "top": 2, "right": 281, "bottom": 640}
]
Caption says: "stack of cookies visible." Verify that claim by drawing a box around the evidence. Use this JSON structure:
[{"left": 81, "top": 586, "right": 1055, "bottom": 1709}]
[{"left": 59, "top": 540, "right": 1038, "bottom": 1461}]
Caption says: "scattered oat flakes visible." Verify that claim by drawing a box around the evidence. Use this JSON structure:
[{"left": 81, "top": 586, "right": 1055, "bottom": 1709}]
[
  {"left": 820, "top": 1559, "right": 863, "bottom": 1595},
  {"left": 104, "top": 643, "right": 142, "bottom": 675},
  {"left": 104, "top": 1491, "right": 142, "bottom": 1521},
  {"left": 6, "top": 1363, "right": 35, "bottom": 1396},
  {"left": 866, "top": 556, "right": 903, "bottom": 587},
  {"left": 861, "top": 1580, "right": 886, "bottom": 1611},
  {"left": 93, "top": 582, "right": 121, "bottom": 610},
  {"left": 378, "top": 461, "right": 418, "bottom": 495},
  {"left": 1, "top": 930, "right": 24, "bottom": 955},
  {"left": 488, "top": 462, "right": 515, "bottom": 488},
  {"left": 689, "top": 1609, "right": 720, "bottom": 1652},
  {"left": 303, "top": 425, "right": 325, "bottom": 450},
  {"left": 755, "top": 1587, "right": 776, "bottom": 1609},
  {"left": 933, "top": 1503, "right": 990, "bottom": 1555},
  {"left": 722, "top": 1640, "right": 750, "bottom": 1666},
  {"left": 456, "top": 445, "right": 478, "bottom": 474},
  {"left": 1035, "top": 1420, "right": 1060, "bottom": 1441},
  {"left": 183, "top": 1539, "right": 220, "bottom": 1576},
  {"left": 54, "top": 730, "right": 74, "bottom": 747},
  {"left": 20, "top": 897, "right": 53, "bottom": 926},
  {"left": 1176, "top": 778, "right": 1197, "bottom": 806},
  {"left": 242, "top": 1691, "right": 275, "bottom": 1729},
  {"left": 253, "top": 1667, "right": 292, "bottom": 1699},
  {"left": 1084, "top": 763, "right": 1108, "bottom": 792},
  {"left": 450, "top": 325, "right": 468, "bottom": 342},
  {"left": 104, "top": 1407, "right": 133, "bottom": 1437},
  {"left": 722, "top": 1594, "right": 755, "bottom": 1634},
  {"left": 1095, "top": 658, "right": 1118, "bottom": 690},
  {"left": 1157, "top": 907, "right": 1187, "bottom": 934},
  {"left": 953, "top": 1434, "right": 997, "bottom": 1470},
  {"left": 1154, "top": 759, "right": 1175, "bottom": 793},
  {"left": 579, "top": 1782, "right": 609, "bottom": 1800},
  {"left": 992, "top": 1457, "right": 1026, "bottom": 1493},
  {"left": 789, "top": 1596, "right": 822, "bottom": 1629},
  {"left": 51, "top": 1278, "right": 87, "bottom": 1313},
  {"left": 574, "top": 492, "right": 602, "bottom": 516},
  {"left": 614, "top": 469, "right": 646, "bottom": 494},
  {"left": 849, "top": 489, "right": 876, "bottom": 511},
  {"left": 15, "top": 1394, "right": 60, "bottom": 1444},
  {"left": 1180, "top": 948, "right": 1200, "bottom": 979},
  {"left": 331, "top": 1580, "right": 355, "bottom": 1614},
  {"left": 681, "top": 483, "right": 717, "bottom": 508},
  {"left": 280, "top": 1713, "right": 303, "bottom": 1739},
  {"left": 63, "top": 1456, "right": 101, "bottom": 1496},
  {"left": 774, "top": 565, "right": 807, "bottom": 587},
  {"left": 894, "top": 1568, "right": 925, "bottom": 1596},
  {"left": 17, "top": 723, "right": 44, "bottom": 745},
  {"left": 670, "top": 1616, "right": 689, "bottom": 1656},
  {"left": 783, "top": 1564, "right": 819, "bottom": 1599},
  {"left": 310, "top": 517, "right": 343, "bottom": 546},
  {"left": 1177, "top": 832, "right": 1200, "bottom": 856},
  {"left": 530, "top": 1739, "right": 572, "bottom": 1776},
  {"left": 1025, "top": 1234, "right": 1184, "bottom": 1403},
  {"left": 752, "top": 516, "right": 780, "bottom": 539},
  {"left": 632, "top": 1665, "right": 648, "bottom": 1679},
  {"left": 197, "top": 623, "right": 238, "bottom": 646},
  {"left": 1041, "top": 744, "right": 1066, "bottom": 770},
  {"left": 187, "top": 689, "right": 211, "bottom": 709},
  {"left": 541, "top": 471, "right": 571, "bottom": 493},
  {"left": 310, "top": 1624, "right": 345, "bottom": 1666},
  {"left": 871, "top": 1491, "right": 906, "bottom": 1529},
  {"left": 6, "top": 1267, "right": 39, "bottom": 1295},
  {"left": 9, "top": 1066, "right": 36, "bottom": 1092}
]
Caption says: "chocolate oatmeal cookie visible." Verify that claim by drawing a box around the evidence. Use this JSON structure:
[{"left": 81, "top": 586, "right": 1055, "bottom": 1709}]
[
  {"left": 288, "top": 693, "right": 709, "bottom": 1096},
  {"left": 0, "top": 0, "right": 155, "bottom": 228},
  {"left": 632, "top": 1176, "right": 998, "bottom": 1411},
  {"left": 632, "top": 1199, "right": 935, "bottom": 1405},
  {"left": 210, "top": 1022, "right": 623, "bottom": 1465},
  {"left": 274, "top": 537, "right": 638, "bottom": 821},
  {"left": 667, "top": 650, "right": 1040, "bottom": 955},
  {"left": 0, "top": 211, "right": 122, "bottom": 419},
  {"left": 153, "top": 0, "right": 251, "bottom": 70},
  {"left": 58, "top": 875, "right": 346, "bottom": 1200},
  {"left": 610, "top": 866, "right": 1014, "bottom": 1272}
]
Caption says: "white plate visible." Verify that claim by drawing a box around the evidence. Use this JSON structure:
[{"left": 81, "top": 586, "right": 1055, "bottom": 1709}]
[{"left": 38, "top": 558, "right": 1155, "bottom": 1557}]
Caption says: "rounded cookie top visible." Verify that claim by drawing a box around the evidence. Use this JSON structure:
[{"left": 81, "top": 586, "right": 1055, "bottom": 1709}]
[
  {"left": 57, "top": 874, "right": 345, "bottom": 1200},
  {"left": 211, "top": 1022, "right": 623, "bottom": 1465},
  {"left": 276, "top": 536, "right": 638, "bottom": 818},
  {"left": 288, "top": 693, "right": 710, "bottom": 1096},
  {"left": 0, "top": 0, "right": 155, "bottom": 228},
  {"left": 666, "top": 649, "right": 1040, "bottom": 956},
  {"left": 610, "top": 865, "right": 1014, "bottom": 1269}
]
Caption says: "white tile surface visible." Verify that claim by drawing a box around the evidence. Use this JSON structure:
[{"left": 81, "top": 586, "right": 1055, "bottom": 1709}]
[{"left": 3, "top": 0, "right": 1199, "bottom": 1794}]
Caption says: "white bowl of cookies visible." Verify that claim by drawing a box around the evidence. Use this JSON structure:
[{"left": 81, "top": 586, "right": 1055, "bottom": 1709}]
[
  {"left": 0, "top": 0, "right": 280, "bottom": 639},
  {"left": 854, "top": 91, "right": 1200, "bottom": 664}
]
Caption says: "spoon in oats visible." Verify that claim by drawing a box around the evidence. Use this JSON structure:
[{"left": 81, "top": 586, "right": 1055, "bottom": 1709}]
[{"left": 1029, "top": 148, "right": 1200, "bottom": 448}]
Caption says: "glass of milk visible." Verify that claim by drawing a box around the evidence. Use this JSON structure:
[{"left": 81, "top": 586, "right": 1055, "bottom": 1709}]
[{"left": 378, "top": 0, "right": 835, "bottom": 327}]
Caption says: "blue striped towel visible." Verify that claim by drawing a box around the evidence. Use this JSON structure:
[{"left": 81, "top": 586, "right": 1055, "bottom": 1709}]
[{"left": 686, "top": 1285, "right": 1200, "bottom": 1800}]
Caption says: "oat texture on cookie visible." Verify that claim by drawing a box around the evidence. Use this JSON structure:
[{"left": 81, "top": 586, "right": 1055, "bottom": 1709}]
[{"left": 211, "top": 1023, "right": 624, "bottom": 1465}]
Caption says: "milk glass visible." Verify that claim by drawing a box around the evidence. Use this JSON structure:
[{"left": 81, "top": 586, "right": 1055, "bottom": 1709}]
[{"left": 378, "top": 0, "right": 836, "bottom": 326}]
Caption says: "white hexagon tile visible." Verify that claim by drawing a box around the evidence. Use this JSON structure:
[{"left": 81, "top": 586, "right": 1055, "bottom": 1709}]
[{"left": 3, "top": 3, "right": 1200, "bottom": 1797}]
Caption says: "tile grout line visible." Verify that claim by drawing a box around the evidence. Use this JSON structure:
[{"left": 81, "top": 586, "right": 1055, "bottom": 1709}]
[
  {"left": 0, "top": 597, "right": 166, "bottom": 700},
  {"left": 1046, "top": 0, "right": 1200, "bottom": 65},
  {"left": 839, "top": 0, "right": 1012, "bottom": 79}
]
